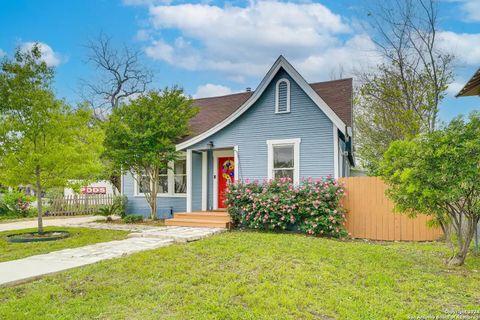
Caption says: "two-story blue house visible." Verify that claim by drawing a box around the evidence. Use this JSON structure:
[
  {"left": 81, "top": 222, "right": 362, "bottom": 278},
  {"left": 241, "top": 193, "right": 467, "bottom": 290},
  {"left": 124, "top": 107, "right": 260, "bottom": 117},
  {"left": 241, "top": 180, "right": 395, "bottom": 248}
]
[{"left": 121, "top": 56, "right": 354, "bottom": 227}]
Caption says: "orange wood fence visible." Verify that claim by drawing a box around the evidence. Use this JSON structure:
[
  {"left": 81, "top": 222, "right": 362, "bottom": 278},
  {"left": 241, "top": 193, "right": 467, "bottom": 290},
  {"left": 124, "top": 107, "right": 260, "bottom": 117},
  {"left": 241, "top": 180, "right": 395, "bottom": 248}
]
[{"left": 339, "top": 177, "right": 443, "bottom": 241}]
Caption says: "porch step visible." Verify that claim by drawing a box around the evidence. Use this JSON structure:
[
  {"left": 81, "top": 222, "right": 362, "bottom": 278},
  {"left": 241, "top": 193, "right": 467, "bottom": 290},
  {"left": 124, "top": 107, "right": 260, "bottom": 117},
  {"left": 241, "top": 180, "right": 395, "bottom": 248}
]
[
  {"left": 174, "top": 212, "right": 230, "bottom": 221},
  {"left": 165, "top": 218, "right": 231, "bottom": 228},
  {"left": 165, "top": 211, "right": 232, "bottom": 229}
]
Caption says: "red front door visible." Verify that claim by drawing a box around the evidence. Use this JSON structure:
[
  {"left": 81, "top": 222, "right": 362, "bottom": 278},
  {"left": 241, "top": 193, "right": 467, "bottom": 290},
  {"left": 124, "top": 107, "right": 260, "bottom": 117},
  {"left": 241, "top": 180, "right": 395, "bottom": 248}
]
[{"left": 217, "top": 157, "right": 235, "bottom": 208}]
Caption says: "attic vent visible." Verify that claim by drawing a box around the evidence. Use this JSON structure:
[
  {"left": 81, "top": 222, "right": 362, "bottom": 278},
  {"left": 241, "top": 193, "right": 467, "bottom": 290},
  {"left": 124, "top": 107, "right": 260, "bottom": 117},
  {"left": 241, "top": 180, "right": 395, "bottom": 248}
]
[{"left": 275, "top": 78, "right": 290, "bottom": 113}]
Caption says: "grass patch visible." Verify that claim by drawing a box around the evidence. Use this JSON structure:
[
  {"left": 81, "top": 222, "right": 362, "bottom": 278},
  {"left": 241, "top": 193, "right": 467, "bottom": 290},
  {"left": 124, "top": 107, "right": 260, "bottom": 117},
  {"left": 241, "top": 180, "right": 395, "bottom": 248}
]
[
  {"left": 0, "top": 231, "right": 479, "bottom": 319},
  {"left": 0, "top": 213, "right": 34, "bottom": 222},
  {"left": 0, "top": 227, "right": 129, "bottom": 262},
  {"left": 97, "top": 218, "right": 165, "bottom": 226}
]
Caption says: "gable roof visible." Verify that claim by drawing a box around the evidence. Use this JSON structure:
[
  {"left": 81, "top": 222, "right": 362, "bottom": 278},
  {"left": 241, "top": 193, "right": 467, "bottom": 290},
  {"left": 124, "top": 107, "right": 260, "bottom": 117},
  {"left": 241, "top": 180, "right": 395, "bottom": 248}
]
[
  {"left": 456, "top": 68, "right": 480, "bottom": 97},
  {"left": 177, "top": 56, "right": 352, "bottom": 150}
]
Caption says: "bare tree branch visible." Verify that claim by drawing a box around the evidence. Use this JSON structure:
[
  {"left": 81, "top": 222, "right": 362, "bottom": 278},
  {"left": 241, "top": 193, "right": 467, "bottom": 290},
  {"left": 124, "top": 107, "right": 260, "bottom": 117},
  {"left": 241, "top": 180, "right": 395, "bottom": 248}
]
[{"left": 81, "top": 33, "right": 153, "bottom": 119}]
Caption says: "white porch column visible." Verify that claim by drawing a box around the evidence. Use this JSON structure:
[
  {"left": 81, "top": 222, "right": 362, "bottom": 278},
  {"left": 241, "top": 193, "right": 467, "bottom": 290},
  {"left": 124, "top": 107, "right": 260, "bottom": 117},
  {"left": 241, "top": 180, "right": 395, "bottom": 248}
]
[
  {"left": 234, "top": 145, "right": 239, "bottom": 182},
  {"left": 201, "top": 151, "right": 207, "bottom": 211},
  {"left": 186, "top": 149, "right": 193, "bottom": 213}
]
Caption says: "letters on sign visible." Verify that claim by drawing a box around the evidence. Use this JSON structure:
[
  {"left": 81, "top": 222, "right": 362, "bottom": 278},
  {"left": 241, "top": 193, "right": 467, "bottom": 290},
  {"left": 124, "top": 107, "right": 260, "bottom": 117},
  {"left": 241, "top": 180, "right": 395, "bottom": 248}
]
[{"left": 80, "top": 187, "right": 107, "bottom": 194}]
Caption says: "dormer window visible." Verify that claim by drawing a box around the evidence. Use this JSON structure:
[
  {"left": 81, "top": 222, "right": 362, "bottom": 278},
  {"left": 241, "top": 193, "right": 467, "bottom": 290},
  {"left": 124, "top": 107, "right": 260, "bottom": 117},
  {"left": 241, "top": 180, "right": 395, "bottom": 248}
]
[{"left": 275, "top": 78, "right": 290, "bottom": 113}]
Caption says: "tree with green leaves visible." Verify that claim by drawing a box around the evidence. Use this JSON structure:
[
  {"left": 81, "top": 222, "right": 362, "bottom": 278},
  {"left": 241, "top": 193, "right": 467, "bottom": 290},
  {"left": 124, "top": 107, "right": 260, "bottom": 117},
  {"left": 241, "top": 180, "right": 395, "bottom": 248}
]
[
  {"left": 355, "top": 64, "right": 430, "bottom": 174},
  {"left": 0, "top": 44, "right": 104, "bottom": 234},
  {"left": 103, "top": 88, "right": 198, "bottom": 219},
  {"left": 380, "top": 112, "right": 480, "bottom": 266}
]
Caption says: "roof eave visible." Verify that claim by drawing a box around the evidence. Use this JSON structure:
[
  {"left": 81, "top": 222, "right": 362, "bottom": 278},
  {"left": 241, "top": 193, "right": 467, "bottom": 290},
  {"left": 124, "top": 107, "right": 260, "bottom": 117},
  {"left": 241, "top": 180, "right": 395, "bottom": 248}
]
[{"left": 456, "top": 68, "right": 480, "bottom": 97}]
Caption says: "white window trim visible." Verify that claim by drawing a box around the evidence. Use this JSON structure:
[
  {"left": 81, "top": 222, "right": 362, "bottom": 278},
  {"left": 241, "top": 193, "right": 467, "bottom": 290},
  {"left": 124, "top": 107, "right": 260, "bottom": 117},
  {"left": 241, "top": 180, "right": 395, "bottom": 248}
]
[
  {"left": 275, "top": 78, "right": 291, "bottom": 114},
  {"left": 133, "top": 157, "right": 187, "bottom": 198},
  {"left": 267, "top": 138, "right": 301, "bottom": 184}
]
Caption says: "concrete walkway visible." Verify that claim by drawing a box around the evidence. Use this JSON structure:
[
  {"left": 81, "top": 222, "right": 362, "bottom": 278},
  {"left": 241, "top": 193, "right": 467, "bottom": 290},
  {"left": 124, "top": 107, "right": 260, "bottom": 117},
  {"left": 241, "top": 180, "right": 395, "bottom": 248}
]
[
  {"left": 0, "top": 225, "right": 225, "bottom": 287},
  {"left": 0, "top": 215, "right": 105, "bottom": 232}
]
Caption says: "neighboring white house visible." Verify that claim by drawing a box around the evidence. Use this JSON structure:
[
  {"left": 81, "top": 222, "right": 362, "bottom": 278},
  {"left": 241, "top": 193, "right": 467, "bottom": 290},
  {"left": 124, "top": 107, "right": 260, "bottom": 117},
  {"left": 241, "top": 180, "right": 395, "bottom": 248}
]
[{"left": 64, "top": 180, "right": 115, "bottom": 197}]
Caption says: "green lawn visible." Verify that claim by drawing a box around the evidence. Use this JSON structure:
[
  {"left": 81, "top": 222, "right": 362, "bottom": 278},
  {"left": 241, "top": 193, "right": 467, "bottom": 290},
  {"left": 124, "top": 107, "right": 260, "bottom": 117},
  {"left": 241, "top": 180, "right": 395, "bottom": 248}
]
[
  {"left": 0, "top": 231, "right": 479, "bottom": 319},
  {"left": 0, "top": 227, "right": 129, "bottom": 262}
]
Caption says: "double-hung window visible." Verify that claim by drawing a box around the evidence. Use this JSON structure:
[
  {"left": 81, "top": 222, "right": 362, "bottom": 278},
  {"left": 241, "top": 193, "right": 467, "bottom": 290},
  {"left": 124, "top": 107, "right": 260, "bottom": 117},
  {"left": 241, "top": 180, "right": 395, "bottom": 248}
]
[
  {"left": 138, "top": 174, "right": 151, "bottom": 194},
  {"left": 158, "top": 168, "right": 169, "bottom": 194},
  {"left": 267, "top": 138, "right": 301, "bottom": 184},
  {"left": 273, "top": 145, "right": 295, "bottom": 180},
  {"left": 173, "top": 159, "right": 187, "bottom": 194},
  {"left": 135, "top": 155, "right": 187, "bottom": 196}
]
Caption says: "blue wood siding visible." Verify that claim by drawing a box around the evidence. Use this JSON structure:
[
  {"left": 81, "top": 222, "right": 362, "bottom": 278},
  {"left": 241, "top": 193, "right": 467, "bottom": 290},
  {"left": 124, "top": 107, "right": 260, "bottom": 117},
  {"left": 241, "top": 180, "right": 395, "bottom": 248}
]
[
  {"left": 122, "top": 67, "right": 337, "bottom": 213},
  {"left": 190, "top": 68, "right": 334, "bottom": 185},
  {"left": 122, "top": 172, "right": 186, "bottom": 218}
]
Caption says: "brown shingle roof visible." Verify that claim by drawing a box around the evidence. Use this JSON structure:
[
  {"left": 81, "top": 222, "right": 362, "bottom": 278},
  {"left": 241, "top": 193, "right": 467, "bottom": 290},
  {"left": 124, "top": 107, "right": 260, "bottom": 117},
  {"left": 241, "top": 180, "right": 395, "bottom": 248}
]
[
  {"left": 309, "top": 78, "right": 353, "bottom": 127},
  {"left": 183, "top": 78, "right": 353, "bottom": 142}
]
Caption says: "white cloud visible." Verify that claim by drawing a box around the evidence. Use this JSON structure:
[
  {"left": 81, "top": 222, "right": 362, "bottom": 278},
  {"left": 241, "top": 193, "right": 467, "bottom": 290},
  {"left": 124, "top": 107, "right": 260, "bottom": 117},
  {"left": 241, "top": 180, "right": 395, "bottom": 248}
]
[
  {"left": 143, "top": 1, "right": 379, "bottom": 81},
  {"left": 0, "top": 49, "right": 5, "bottom": 58},
  {"left": 459, "top": 0, "right": 480, "bottom": 22},
  {"left": 438, "top": 31, "right": 480, "bottom": 65},
  {"left": 20, "top": 42, "right": 63, "bottom": 66},
  {"left": 446, "top": 80, "right": 465, "bottom": 96},
  {"left": 292, "top": 34, "right": 380, "bottom": 80},
  {"left": 193, "top": 83, "right": 235, "bottom": 98},
  {"left": 134, "top": 29, "right": 151, "bottom": 42}
]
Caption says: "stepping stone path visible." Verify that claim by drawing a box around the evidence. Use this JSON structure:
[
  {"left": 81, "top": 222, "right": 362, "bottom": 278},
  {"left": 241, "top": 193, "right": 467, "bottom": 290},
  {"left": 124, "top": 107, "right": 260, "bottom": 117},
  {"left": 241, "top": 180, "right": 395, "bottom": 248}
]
[{"left": 0, "top": 224, "right": 226, "bottom": 287}]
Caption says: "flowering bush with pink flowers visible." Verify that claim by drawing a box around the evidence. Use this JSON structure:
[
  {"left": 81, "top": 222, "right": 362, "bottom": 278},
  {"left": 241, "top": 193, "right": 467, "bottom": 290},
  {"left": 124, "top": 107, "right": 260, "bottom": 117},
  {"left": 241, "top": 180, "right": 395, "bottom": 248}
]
[{"left": 225, "top": 177, "right": 348, "bottom": 238}]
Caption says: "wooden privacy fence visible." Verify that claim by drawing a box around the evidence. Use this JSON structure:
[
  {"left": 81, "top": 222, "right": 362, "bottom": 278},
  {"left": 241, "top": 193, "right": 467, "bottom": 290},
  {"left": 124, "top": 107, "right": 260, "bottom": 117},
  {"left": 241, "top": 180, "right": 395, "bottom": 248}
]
[
  {"left": 338, "top": 177, "right": 443, "bottom": 241},
  {"left": 47, "top": 194, "right": 114, "bottom": 216}
]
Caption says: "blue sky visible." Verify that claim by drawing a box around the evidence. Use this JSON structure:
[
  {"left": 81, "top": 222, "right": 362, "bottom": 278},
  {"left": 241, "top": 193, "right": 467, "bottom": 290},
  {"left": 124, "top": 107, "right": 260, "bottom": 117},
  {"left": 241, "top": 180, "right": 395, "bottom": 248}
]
[{"left": 0, "top": 0, "right": 479, "bottom": 122}]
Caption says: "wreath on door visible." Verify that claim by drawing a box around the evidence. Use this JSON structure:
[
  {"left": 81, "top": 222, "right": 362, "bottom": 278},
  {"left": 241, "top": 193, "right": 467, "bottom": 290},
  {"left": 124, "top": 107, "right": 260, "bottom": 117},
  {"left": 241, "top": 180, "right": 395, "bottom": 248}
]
[{"left": 222, "top": 159, "right": 235, "bottom": 183}]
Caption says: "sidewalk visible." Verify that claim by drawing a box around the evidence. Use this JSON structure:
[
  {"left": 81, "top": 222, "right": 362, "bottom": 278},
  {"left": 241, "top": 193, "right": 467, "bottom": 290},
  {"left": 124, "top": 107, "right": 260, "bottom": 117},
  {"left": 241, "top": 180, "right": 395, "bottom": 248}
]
[
  {"left": 0, "top": 226, "right": 225, "bottom": 287},
  {"left": 0, "top": 216, "right": 105, "bottom": 232}
]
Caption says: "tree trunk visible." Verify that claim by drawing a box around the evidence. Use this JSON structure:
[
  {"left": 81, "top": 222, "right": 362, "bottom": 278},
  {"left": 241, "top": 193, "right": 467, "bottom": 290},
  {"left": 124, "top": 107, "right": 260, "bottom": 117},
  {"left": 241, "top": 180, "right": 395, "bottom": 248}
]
[
  {"left": 447, "top": 218, "right": 477, "bottom": 266},
  {"left": 149, "top": 170, "right": 158, "bottom": 220},
  {"left": 35, "top": 165, "right": 44, "bottom": 234},
  {"left": 109, "top": 175, "right": 121, "bottom": 195},
  {"left": 150, "top": 194, "right": 157, "bottom": 220}
]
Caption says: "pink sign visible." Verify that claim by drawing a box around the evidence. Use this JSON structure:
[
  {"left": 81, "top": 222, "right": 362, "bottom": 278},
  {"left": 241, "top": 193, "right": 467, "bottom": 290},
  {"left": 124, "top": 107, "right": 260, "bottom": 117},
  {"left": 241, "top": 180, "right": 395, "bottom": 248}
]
[{"left": 80, "top": 187, "right": 106, "bottom": 194}]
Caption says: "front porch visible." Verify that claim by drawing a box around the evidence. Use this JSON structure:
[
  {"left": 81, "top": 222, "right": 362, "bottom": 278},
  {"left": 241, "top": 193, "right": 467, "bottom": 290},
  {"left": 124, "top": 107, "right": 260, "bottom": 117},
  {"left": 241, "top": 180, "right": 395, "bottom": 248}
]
[
  {"left": 184, "top": 145, "right": 238, "bottom": 213},
  {"left": 165, "top": 210, "right": 232, "bottom": 228}
]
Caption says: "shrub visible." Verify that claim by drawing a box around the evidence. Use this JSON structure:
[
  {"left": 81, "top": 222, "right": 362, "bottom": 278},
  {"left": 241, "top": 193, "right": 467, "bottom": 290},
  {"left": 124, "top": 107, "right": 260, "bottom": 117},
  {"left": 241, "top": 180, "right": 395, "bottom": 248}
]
[
  {"left": 225, "top": 177, "right": 348, "bottom": 238},
  {"left": 1, "top": 190, "right": 34, "bottom": 217},
  {"left": 98, "top": 195, "right": 128, "bottom": 220},
  {"left": 0, "top": 200, "right": 10, "bottom": 217},
  {"left": 123, "top": 214, "right": 144, "bottom": 224}
]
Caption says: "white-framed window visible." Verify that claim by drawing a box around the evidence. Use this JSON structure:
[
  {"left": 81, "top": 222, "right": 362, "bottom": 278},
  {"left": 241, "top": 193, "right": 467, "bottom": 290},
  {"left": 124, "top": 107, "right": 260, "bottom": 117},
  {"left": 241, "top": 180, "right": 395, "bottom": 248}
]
[
  {"left": 275, "top": 78, "right": 291, "bottom": 113},
  {"left": 134, "top": 156, "right": 187, "bottom": 197},
  {"left": 267, "top": 138, "right": 301, "bottom": 184},
  {"left": 173, "top": 158, "right": 187, "bottom": 194},
  {"left": 137, "top": 168, "right": 168, "bottom": 194}
]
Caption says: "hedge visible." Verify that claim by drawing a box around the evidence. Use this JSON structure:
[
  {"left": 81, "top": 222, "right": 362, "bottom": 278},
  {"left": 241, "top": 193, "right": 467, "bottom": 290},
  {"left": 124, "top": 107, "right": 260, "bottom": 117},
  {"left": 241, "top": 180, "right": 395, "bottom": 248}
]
[{"left": 225, "top": 177, "right": 348, "bottom": 238}]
